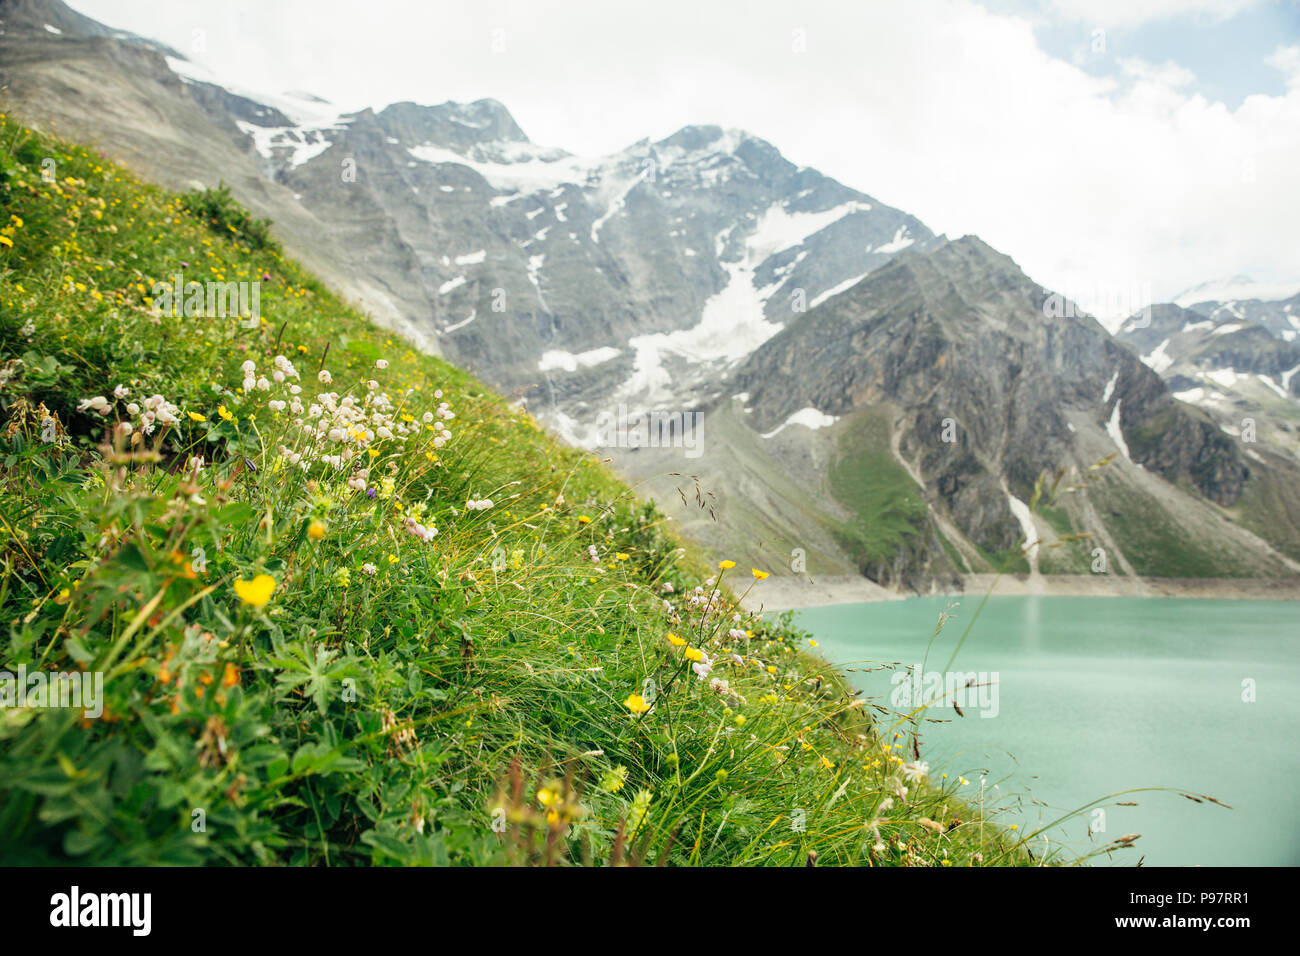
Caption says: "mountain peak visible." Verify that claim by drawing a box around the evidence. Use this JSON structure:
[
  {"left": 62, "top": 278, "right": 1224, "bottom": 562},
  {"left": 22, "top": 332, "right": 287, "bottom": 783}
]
[{"left": 1173, "top": 275, "right": 1300, "bottom": 307}]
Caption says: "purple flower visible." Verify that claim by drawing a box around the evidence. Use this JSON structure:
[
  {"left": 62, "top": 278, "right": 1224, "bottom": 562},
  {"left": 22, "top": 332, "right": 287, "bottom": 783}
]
[{"left": 366, "top": 486, "right": 377, "bottom": 499}]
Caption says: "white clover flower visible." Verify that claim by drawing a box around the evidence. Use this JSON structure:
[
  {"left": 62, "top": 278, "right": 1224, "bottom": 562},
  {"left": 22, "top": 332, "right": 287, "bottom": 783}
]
[
  {"left": 375, "top": 359, "right": 388, "bottom": 369},
  {"left": 361, "top": 563, "right": 378, "bottom": 576},
  {"left": 901, "top": 761, "right": 929, "bottom": 784},
  {"left": 268, "top": 400, "right": 286, "bottom": 412},
  {"left": 113, "top": 384, "right": 129, "bottom": 399},
  {"left": 318, "top": 369, "right": 332, "bottom": 384},
  {"left": 77, "top": 396, "right": 111, "bottom": 414},
  {"left": 242, "top": 377, "right": 256, "bottom": 392},
  {"left": 241, "top": 360, "right": 256, "bottom": 376}
]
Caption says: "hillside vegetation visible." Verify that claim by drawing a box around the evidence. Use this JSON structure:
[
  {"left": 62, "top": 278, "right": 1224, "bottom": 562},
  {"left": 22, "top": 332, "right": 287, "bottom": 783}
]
[{"left": 0, "top": 113, "right": 1045, "bottom": 865}]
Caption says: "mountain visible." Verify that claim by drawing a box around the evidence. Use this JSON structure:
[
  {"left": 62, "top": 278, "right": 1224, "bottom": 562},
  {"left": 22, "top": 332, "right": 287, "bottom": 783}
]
[
  {"left": 617, "top": 238, "right": 1299, "bottom": 586},
  {"left": 1114, "top": 293, "right": 1300, "bottom": 565},
  {"left": 0, "top": 0, "right": 938, "bottom": 422},
  {"left": 7, "top": 0, "right": 1299, "bottom": 591},
  {"left": 1173, "top": 276, "right": 1300, "bottom": 343}
]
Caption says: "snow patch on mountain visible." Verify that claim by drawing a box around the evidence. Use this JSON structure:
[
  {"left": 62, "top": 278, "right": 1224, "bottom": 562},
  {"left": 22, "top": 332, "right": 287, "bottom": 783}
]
[
  {"left": 1141, "top": 338, "right": 1174, "bottom": 374},
  {"left": 760, "top": 407, "right": 838, "bottom": 439},
  {"left": 745, "top": 200, "right": 872, "bottom": 261},
  {"left": 538, "top": 348, "right": 621, "bottom": 372},
  {"left": 1106, "top": 400, "right": 1130, "bottom": 459},
  {"left": 870, "top": 226, "right": 914, "bottom": 254}
]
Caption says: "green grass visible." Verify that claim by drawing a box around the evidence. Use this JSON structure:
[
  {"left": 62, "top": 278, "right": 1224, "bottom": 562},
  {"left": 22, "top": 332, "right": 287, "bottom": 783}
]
[
  {"left": 0, "top": 113, "right": 1085, "bottom": 867},
  {"left": 1092, "top": 475, "right": 1249, "bottom": 578},
  {"left": 828, "top": 407, "right": 932, "bottom": 577}
]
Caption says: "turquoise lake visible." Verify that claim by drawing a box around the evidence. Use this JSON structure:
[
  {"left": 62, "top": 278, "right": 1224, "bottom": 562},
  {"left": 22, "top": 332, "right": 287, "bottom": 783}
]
[{"left": 790, "top": 596, "right": 1300, "bottom": 867}]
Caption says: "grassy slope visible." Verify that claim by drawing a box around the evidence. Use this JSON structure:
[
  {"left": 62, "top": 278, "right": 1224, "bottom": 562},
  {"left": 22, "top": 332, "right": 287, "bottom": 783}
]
[
  {"left": 0, "top": 115, "right": 1043, "bottom": 866},
  {"left": 828, "top": 407, "right": 929, "bottom": 571}
]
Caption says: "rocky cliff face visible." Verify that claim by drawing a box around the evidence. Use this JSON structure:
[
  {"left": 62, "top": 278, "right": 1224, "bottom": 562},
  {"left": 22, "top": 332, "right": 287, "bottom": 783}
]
[{"left": 720, "top": 238, "right": 1263, "bottom": 573}]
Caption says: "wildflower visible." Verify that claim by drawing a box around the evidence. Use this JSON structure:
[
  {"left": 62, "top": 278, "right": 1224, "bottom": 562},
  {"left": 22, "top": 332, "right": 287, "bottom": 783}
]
[
  {"left": 627, "top": 789, "right": 653, "bottom": 835},
  {"left": 318, "top": 369, "right": 332, "bottom": 384},
  {"left": 820, "top": 756, "right": 836, "bottom": 770},
  {"left": 536, "top": 786, "right": 559, "bottom": 808},
  {"left": 600, "top": 766, "right": 628, "bottom": 793},
  {"left": 901, "top": 760, "right": 929, "bottom": 784},
  {"left": 577, "top": 515, "right": 592, "bottom": 524},
  {"left": 77, "top": 396, "right": 111, "bottom": 414},
  {"left": 684, "top": 647, "right": 703, "bottom": 662},
  {"left": 614, "top": 552, "right": 629, "bottom": 562},
  {"left": 233, "top": 574, "right": 276, "bottom": 608},
  {"left": 187, "top": 411, "right": 206, "bottom": 422},
  {"left": 361, "top": 563, "right": 378, "bottom": 576},
  {"left": 752, "top": 568, "right": 770, "bottom": 580},
  {"left": 624, "top": 693, "right": 650, "bottom": 715},
  {"left": 375, "top": 359, "right": 389, "bottom": 369},
  {"left": 307, "top": 521, "right": 326, "bottom": 540},
  {"left": 217, "top": 405, "right": 233, "bottom": 421},
  {"left": 692, "top": 651, "right": 715, "bottom": 680},
  {"left": 667, "top": 633, "right": 686, "bottom": 647},
  {"left": 718, "top": 560, "right": 736, "bottom": 570}
]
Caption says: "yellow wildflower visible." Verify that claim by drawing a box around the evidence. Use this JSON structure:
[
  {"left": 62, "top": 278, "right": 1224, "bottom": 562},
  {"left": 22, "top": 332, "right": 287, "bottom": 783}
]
[{"left": 233, "top": 574, "right": 276, "bottom": 608}]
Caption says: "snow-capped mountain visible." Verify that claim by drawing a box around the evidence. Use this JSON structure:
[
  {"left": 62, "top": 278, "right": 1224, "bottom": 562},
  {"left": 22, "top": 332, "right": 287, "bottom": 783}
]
[
  {"left": 1, "top": 0, "right": 936, "bottom": 432},
  {"left": 1173, "top": 276, "right": 1300, "bottom": 343},
  {"left": 7, "top": 0, "right": 1300, "bottom": 588}
]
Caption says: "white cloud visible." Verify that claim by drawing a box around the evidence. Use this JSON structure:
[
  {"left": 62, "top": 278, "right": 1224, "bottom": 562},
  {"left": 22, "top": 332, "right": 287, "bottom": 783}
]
[
  {"left": 1049, "top": 0, "right": 1263, "bottom": 27},
  {"left": 67, "top": 0, "right": 1300, "bottom": 326}
]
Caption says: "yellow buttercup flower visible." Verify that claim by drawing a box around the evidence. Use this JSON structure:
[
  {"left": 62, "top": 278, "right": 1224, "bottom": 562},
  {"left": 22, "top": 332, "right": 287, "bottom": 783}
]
[
  {"left": 624, "top": 693, "right": 650, "bottom": 715},
  {"left": 217, "top": 405, "right": 233, "bottom": 421},
  {"left": 718, "top": 560, "right": 736, "bottom": 570},
  {"left": 752, "top": 568, "right": 770, "bottom": 580},
  {"left": 577, "top": 515, "right": 592, "bottom": 524},
  {"left": 307, "top": 521, "right": 326, "bottom": 540},
  {"left": 187, "top": 411, "right": 206, "bottom": 423},
  {"left": 684, "top": 647, "right": 703, "bottom": 662},
  {"left": 667, "top": 633, "right": 686, "bottom": 647},
  {"left": 233, "top": 574, "right": 276, "bottom": 608}
]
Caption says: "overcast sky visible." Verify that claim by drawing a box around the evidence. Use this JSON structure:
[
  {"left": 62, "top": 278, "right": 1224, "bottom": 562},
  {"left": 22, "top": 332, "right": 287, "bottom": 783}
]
[{"left": 68, "top": 0, "right": 1300, "bottom": 322}]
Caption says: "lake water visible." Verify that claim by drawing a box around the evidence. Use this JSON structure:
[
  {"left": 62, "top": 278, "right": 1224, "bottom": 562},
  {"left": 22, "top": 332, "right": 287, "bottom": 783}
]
[{"left": 790, "top": 596, "right": 1300, "bottom": 867}]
